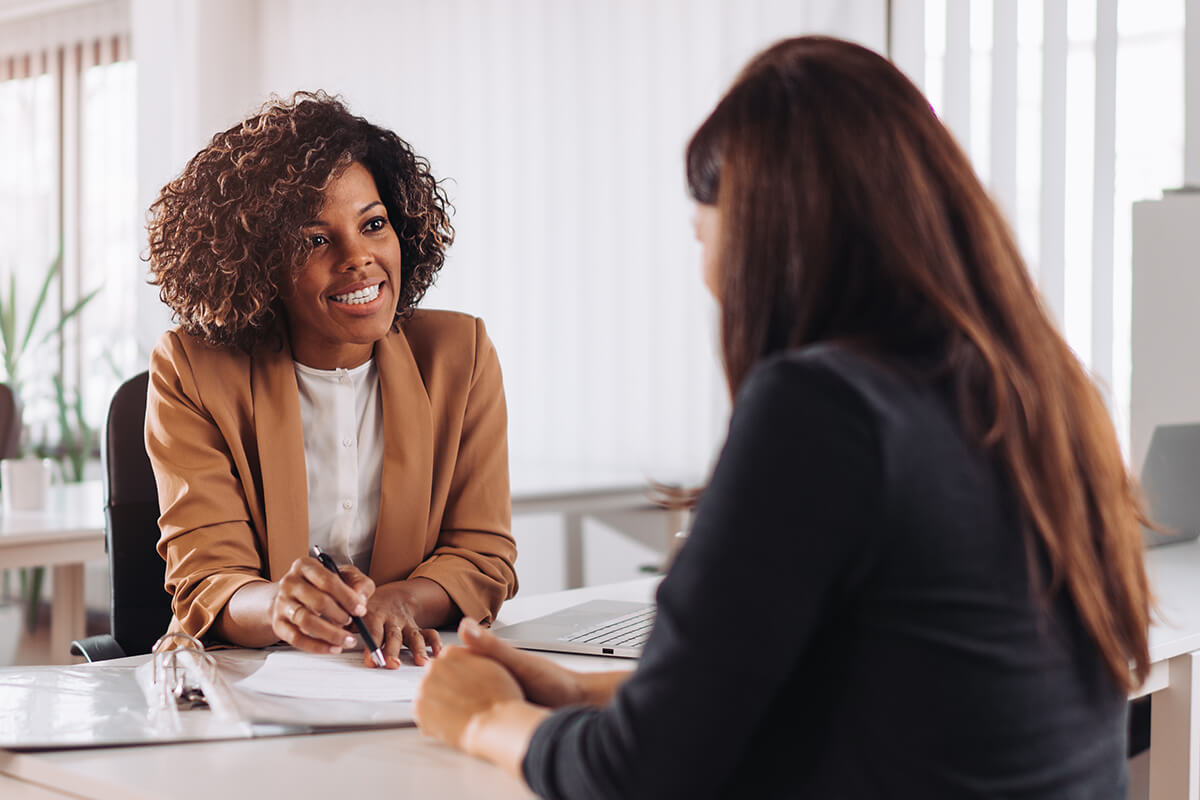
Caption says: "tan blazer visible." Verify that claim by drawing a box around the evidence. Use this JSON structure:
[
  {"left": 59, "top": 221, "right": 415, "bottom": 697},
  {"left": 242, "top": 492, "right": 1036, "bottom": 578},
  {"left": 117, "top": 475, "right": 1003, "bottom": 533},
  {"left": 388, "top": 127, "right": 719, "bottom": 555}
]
[{"left": 146, "top": 309, "right": 517, "bottom": 641}]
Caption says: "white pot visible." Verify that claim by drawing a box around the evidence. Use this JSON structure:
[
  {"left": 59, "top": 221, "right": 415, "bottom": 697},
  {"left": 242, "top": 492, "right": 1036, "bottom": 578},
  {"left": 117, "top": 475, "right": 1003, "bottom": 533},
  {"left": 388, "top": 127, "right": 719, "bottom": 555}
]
[{"left": 0, "top": 458, "right": 52, "bottom": 512}]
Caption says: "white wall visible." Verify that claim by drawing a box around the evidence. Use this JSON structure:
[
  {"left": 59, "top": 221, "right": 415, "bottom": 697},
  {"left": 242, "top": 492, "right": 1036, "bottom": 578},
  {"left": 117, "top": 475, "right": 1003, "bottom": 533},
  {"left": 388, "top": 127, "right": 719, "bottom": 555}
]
[
  {"left": 131, "top": 0, "right": 266, "bottom": 353},
  {"left": 133, "top": 0, "right": 885, "bottom": 481},
  {"left": 1129, "top": 192, "right": 1200, "bottom": 471}
]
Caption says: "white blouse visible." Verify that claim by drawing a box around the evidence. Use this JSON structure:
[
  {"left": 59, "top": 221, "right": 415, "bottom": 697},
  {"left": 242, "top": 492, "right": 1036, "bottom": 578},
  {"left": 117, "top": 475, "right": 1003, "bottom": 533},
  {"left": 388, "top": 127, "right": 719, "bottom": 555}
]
[{"left": 293, "top": 358, "right": 385, "bottom": 573}]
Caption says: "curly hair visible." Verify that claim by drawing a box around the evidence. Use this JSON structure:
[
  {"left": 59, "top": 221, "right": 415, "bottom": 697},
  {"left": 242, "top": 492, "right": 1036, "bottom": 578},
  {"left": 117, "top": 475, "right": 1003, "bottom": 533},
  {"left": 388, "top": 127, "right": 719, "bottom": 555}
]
[{"left": 147, "top": 91, "right": 454, "bottom": 351}]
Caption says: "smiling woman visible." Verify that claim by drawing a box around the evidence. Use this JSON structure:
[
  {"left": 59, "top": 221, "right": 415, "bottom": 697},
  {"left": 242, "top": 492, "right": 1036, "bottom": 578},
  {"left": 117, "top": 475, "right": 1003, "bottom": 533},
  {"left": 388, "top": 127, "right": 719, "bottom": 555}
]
[{"left": 143, "top": 92, "right": 517, "bottom": 667}]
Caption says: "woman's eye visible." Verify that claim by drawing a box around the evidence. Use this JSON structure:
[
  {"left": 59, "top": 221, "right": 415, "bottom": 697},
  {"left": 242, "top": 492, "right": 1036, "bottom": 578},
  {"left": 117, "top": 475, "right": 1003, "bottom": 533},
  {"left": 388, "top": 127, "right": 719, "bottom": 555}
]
[
  {"left": 365, "top": 217, "right": 387, "bottom": 232},
  {"left": 309, "top": 234, "right": 327, "bottom": 247}
]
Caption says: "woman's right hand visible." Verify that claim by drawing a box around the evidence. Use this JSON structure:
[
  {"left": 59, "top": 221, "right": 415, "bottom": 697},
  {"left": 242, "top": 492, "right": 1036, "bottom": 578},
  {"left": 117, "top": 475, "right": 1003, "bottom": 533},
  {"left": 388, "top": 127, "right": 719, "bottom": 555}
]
[
  {"left": 458, "top": 618, "right": 627, "bottom": 708},
  {"left": 271, "top": 556, "right": 375, "bottom": 654}
]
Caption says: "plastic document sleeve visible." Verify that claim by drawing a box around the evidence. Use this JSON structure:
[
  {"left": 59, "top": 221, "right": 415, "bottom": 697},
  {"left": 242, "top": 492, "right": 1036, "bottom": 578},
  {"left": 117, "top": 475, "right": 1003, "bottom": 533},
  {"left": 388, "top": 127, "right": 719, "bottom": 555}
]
[{"left": 0, "top": 633, "right": 415, "bottom": 751}]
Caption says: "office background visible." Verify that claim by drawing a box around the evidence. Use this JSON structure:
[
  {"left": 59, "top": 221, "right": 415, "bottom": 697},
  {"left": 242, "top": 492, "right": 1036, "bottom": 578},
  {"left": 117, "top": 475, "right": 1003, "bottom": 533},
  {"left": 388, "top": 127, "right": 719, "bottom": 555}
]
[{"left": 0, "top": 0, "right": 1188, "bottom": 601}]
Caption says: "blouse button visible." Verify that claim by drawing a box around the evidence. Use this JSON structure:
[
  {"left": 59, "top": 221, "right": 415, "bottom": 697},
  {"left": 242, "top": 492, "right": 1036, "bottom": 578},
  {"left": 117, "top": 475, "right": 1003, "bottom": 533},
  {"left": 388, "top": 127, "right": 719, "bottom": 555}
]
[
  {"left": 342, "top": 499, "right": 353, "bottom": 510},
  {"left": 342, "top": 437, "right": 353, "bottom": 447}
]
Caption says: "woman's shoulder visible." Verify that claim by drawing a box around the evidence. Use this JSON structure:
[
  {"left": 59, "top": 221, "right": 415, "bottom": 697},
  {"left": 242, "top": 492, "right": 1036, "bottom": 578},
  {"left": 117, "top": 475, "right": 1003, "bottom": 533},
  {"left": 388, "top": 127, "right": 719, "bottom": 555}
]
[
  {"left": 741, "top": 343, "right": 941, "bottom": 438},
  {"left": 381, "top": 310, "right": 502, "bottom": 411},
  {"left": 392, "top": 309, "right": 494, "bottom": 370},
  {"left": 745, "top": 343, "right": 899, "bottom": 405},
  {"left": 398, "top": 308, "right": 482, "bottom": 342},
  {"left": 151, "top": 326, "right": 254, "bottom": 383}
]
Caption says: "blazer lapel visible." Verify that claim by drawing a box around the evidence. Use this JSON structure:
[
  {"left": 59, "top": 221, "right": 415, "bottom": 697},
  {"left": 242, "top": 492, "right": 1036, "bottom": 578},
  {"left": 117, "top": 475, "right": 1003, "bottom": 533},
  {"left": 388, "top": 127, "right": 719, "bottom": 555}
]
[
  {"left": 251, "top": 338, "right": 310, "bottom": 579},
  {"left": 370, "top": 329, "right": 434, "bottom": 582}
]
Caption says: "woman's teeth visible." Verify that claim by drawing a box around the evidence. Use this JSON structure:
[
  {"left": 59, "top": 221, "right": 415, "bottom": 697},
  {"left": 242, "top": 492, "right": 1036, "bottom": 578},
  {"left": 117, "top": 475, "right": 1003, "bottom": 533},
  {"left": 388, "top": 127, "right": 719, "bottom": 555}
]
[{"left": 331, "top": 284, "right": 381, "bottom": 305}]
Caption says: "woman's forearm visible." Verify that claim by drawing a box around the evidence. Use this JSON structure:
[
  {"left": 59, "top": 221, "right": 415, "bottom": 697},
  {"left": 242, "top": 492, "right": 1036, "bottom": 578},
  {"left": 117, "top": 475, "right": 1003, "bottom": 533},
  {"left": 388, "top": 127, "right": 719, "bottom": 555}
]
[
  {"left": 463, "top": 700, "right": 552, "bottom": 780},
  {"left": 386, "top": 576, "right": 454, "bottom": 628},
  {"left": 577, "top": 670, "right": 634, "bottom": 706},
  {"left": 215, "top": 580, "right": 280, "bottom": 647}
]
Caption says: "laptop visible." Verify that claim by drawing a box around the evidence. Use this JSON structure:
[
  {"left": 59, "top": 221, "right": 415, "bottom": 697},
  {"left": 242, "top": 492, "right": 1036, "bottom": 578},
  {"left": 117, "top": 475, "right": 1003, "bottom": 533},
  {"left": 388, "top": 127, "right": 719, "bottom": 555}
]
[
  {"left": 1141, "top": 423, "right": 1200, "bottom": 548},
  {"left": 492, "top": 599, "right": 655, "bottom": 658}
]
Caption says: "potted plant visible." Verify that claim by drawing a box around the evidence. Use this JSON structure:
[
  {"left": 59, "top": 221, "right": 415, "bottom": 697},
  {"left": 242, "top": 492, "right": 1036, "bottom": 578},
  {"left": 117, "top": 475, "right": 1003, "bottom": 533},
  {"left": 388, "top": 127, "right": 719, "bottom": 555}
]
[{"left": 0, "top": 251, "right": 101, "bottom": 633}]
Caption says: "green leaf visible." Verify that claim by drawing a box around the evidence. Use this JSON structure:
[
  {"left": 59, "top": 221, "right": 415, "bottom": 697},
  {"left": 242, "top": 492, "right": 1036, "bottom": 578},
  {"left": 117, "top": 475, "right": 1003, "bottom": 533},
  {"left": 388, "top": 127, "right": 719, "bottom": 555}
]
[
  {"left": 72, "top": 390, "right": 92, "bottom": 482},
  {"left": 35, "top": 284, "right": 102, "bottom": 349},
  {"left": 20, "top": 251, "right": 61, "bottom": 359},
  {"left": 0, "top": 273, "right": 16, "bottom": 380},
  {"left": 52, "top": 375, "right": 76, "bottom": 453}
]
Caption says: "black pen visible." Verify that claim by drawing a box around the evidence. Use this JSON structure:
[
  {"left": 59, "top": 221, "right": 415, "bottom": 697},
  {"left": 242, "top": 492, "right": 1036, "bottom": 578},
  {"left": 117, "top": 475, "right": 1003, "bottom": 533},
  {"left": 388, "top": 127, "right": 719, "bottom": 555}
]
[{"left": 311, "top": 545, "right": 387, "bottom": 668}]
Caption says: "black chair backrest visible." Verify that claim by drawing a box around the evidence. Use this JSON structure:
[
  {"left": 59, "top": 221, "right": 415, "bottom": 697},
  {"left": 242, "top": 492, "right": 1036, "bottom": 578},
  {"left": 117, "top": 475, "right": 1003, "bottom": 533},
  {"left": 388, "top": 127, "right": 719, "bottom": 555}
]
[
  {"left": 0, "top": 383, "right": 22, "bottom": 459},
  {"left": 102, "top": 371, "right": 172, "bottom": 656}
]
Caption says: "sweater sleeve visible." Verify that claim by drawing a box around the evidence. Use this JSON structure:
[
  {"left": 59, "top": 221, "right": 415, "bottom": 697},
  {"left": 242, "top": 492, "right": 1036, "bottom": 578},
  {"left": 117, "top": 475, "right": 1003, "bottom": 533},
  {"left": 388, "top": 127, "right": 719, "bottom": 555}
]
[{"left": 521, "top": 355, "right": 885, "bottom": 799}]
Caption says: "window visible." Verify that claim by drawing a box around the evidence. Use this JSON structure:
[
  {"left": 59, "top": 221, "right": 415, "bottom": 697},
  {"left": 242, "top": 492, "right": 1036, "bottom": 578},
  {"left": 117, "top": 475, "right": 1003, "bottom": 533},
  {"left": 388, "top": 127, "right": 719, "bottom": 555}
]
[
  {"left": 897, "top": 0, "right": 1185, "bottom": 453},
  {"left": 0, "top": 26, "right": 137, "bottom": 474}
]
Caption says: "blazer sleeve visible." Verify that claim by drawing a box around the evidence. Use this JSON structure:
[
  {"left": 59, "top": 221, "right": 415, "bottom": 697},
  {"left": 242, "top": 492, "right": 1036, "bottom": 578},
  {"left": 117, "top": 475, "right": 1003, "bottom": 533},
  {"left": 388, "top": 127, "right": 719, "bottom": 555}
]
[
  {"left": 146, "top": 334, "right": 270, "bottom": 640},
  {"left": 408, "top": 318, "right": 517, "bottom": 624}
]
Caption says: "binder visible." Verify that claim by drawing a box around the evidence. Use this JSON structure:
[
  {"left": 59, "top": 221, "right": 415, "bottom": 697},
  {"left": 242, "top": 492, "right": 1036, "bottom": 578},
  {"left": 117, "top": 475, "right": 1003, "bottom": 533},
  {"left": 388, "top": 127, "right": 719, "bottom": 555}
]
[{"left": 0, "top": 634, "right": 415, "bottom": 751}]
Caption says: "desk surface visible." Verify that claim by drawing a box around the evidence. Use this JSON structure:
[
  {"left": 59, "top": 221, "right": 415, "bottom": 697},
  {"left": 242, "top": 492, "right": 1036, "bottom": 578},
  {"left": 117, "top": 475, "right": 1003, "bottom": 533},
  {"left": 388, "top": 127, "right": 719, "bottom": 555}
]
[
  {"left": 5, "top": 541, "right": 1198, "bottom": 799},
  {"left": 1146, "top": 538, "right": 1200, "bottom": 663},
  {"left": 0, "top": 579, "right": 659, "bottom": 800},
  {"left": 3, "top": 728, "right": 536, "bottom": 800},
  {"left": 0, "top": 482, "right": 108, "bottom": 666},
  {"left": 0, "top": 482, "right": 105, "bottom": 564}
]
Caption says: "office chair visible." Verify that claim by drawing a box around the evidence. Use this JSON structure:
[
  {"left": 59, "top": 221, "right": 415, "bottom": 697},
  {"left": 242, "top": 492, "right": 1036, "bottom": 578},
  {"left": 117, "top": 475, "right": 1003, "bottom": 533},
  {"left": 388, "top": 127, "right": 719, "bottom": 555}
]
[
  {"left": 0, "top": 383, "right": 22, "bottom": 458},
  {"left": 71, "top": 371, "right": 173, "bottom": 661}
]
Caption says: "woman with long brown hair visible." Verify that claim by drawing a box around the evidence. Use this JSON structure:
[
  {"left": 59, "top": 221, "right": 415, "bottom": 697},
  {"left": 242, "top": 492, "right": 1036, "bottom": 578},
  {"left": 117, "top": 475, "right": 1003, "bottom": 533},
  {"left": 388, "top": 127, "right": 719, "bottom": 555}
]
[{"left": 413, "top": 36, "right": 1151, "bottom": 797}]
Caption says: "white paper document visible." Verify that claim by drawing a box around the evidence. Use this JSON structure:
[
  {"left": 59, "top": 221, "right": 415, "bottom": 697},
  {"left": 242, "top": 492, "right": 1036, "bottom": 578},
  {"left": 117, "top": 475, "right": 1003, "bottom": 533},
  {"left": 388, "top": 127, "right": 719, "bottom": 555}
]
[{"left": 233, "top": 650, "right": 426, "bottom": 702}]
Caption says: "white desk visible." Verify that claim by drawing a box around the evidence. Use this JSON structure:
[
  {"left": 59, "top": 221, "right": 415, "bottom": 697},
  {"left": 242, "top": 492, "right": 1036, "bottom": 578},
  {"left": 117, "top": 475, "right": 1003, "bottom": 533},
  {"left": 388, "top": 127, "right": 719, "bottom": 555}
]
[
  {"left": 0, "top": 482, "right": 106, "bottom": 666},
  {"left": 0, "top": 579, "right": 658, "bottom": 800},
  {"left": 1136, "top": 539, "right": 1200, "bottom": 800},
  {"left": 4, "top": 563, "right": 1200, "bottom": 798},
  {"left": 511, "top": 464, "right": 687, "bottom": 588}
]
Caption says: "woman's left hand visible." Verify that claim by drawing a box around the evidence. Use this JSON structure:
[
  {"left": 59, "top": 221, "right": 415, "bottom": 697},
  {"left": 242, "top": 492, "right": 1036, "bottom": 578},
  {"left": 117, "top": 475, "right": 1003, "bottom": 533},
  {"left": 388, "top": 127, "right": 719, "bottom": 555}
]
[
  {"left": 360, "top": 580, "right": 445, "bottom": 667},
  {"left": 414, "top": 646, "right": 526, "bottom": 751}
]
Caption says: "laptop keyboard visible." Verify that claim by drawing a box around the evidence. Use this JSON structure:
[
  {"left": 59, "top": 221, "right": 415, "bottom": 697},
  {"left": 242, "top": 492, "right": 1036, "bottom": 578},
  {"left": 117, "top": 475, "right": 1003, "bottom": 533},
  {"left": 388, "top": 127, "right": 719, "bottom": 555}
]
[{"left": 560, "top": 606, "right": 656, "bottom": 648}]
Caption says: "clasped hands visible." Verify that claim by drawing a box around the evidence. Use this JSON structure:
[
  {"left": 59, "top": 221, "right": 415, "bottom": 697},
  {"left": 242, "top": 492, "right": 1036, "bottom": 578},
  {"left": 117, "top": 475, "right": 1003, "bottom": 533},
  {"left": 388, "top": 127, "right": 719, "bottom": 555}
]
[
  {"left": 271, "top": 556, "right": 442, "bottom": 667},
  {"left": 413, "top": 618, "right": 629, "bottom": 769}
]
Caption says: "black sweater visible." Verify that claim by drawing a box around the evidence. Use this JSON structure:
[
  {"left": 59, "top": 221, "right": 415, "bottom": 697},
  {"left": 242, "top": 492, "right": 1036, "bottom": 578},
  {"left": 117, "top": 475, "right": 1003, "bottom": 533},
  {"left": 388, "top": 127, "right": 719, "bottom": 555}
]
[{"left": 522, "top": 344, "right": 1127, "bottom": 799}]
